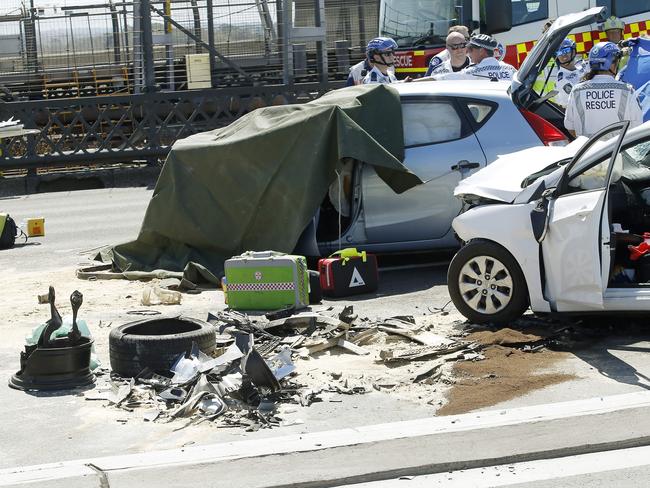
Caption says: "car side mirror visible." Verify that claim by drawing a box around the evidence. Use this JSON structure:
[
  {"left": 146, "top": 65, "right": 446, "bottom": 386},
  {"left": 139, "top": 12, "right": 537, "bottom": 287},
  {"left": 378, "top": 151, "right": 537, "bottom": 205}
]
[
  {"left": 541, "top": 187, "right": 556, "bottom": 199},
  {"left": 531, "top": 187, "right": 556, "bottom": 243}
]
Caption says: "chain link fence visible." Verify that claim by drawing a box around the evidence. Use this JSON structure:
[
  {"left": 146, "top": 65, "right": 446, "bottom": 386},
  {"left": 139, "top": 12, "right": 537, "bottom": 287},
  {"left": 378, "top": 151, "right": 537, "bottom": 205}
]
[{"left": 0, "top": 0, "right": 379, "bottom": 100}]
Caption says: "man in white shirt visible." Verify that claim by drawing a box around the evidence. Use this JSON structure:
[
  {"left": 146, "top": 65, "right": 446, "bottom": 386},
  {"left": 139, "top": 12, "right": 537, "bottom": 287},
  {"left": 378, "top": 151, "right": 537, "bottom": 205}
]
[
  {"left": 433, "top": 34, "right": 517, "bottom": 81},
  {"left": 428, "top": 32, "right": 471, "bottom": 76},
  {"left": 425, "top": 25, "right": 470, "bottom": 76},
  {"left": 564, "top": 42, "right": 643, "bottom": 138}
]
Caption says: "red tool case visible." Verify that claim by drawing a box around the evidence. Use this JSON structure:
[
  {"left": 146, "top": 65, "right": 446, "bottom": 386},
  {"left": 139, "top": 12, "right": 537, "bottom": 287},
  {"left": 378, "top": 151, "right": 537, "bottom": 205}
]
[{"left": 318, "top": 249, "right": 378, "bottom": 297}]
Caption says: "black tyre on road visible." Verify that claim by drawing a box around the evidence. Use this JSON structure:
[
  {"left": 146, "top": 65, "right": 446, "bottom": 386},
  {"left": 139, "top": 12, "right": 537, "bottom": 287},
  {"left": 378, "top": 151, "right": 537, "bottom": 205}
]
[
  {"left": 448, "top": 240, "right": 529, "bottom": 325},
  {"left": 109, "top": 316, "right": 216, "bottom": 378}
]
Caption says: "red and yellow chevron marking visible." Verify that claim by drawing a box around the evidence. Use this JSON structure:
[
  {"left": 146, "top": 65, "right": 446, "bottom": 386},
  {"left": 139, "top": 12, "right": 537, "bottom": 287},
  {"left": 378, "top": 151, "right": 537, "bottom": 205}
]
[
  {"left": 395, "top": 19, "right": 650, "bottom": 76},
  {"left": 515, "top": 40, "right": 536, "bottom": 65},
  {"left": 511, "top": 19, "right": 650, "bottom": 68}
]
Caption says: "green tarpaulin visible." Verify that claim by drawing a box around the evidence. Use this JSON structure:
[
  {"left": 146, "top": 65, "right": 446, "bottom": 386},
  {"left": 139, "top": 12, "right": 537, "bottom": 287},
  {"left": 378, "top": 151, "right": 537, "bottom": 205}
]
[{"left": 97, "top": 84, "right": 422, "bottom": 286}]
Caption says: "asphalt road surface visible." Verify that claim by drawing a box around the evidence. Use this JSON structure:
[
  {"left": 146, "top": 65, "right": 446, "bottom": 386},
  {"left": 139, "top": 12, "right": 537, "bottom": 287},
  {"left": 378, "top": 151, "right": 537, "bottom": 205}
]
[
  {"left": 5, "top": 187, "right": 650, "bottom": 486},
  {"left": 1, "top": 187, "right": 151, "bottom": 271}
]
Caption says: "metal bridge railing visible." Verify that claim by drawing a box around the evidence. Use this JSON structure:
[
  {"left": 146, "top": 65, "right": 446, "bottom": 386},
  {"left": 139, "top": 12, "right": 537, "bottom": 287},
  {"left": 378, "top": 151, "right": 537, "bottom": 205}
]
[{"left": 0, "top": 80, "right": 345, "bottom": 171}]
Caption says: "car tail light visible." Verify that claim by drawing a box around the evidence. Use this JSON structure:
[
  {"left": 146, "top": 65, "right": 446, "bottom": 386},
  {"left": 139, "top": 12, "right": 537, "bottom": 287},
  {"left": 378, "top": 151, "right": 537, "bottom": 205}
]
[{"left": 520, "top": 109, "right": 568, "bottom": 147}]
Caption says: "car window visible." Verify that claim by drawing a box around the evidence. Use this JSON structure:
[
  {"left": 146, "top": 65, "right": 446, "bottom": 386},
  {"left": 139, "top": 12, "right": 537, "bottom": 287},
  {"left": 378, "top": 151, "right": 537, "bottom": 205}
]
[
  {"left": 619, "top": 139, "right": 650, "bottom": 184},
  {"left": 623, "top": 140, "right": 650, "bottom": 167},
  {"left": 464, "top": 101, "right": 495, "bottom": 125},
  {"left": 568, "top": 154, "right": 618, "bottom": 191},
  {"left": 511, "top": 0, "right": 548, "bottom": 27},
  {"left": 402, "top": 101, "right": 462, "bottom": 147},
  {"left": 567, "top": 128, "right": 625, "bottom": 192}
]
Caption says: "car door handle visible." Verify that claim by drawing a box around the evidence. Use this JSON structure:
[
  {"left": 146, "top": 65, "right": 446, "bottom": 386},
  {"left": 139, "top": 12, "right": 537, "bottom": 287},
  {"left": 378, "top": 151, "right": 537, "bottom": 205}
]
[{"left": 451, "top": 160, "right": 481, "bottom": 171}]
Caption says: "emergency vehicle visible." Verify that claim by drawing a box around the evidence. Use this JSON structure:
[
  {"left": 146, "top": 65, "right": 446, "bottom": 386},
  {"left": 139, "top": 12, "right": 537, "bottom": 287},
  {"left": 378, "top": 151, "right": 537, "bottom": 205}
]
[{"left": 381, "top": 0, "right": 650, "bottom": 77}]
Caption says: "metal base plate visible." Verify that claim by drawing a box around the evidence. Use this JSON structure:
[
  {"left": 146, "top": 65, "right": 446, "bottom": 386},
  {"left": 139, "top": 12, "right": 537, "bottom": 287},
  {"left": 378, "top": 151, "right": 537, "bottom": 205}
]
[{"left": 8, "top": 371, "right": 95, "bottom": 391}]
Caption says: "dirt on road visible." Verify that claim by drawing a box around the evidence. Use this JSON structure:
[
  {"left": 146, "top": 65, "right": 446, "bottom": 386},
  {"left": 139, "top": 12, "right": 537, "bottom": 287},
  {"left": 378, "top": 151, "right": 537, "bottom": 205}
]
[{"left": 438, "top": 328, "right": 576, "bottom": 415}]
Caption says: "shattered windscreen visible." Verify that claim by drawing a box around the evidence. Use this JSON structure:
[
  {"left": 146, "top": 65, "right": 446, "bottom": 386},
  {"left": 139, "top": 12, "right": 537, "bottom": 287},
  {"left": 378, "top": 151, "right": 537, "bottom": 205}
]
[{"left": 379, "top": 0, "right": 456, "bottom": 48}]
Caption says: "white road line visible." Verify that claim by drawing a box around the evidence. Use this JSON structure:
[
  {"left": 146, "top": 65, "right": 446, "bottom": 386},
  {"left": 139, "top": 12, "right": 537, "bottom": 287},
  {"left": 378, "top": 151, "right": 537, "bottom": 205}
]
[
  {"left": 3, "top": 391, "right": 650, "bottom": 486},
  {"left": 343, "top": 445, "right": 650, "bottom": 487}
]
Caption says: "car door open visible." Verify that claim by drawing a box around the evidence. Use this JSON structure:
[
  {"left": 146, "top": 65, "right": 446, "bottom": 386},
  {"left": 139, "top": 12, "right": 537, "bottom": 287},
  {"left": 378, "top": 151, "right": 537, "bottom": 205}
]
[{"left": 540, "top": 122, "right": 629, "bottom": 311}]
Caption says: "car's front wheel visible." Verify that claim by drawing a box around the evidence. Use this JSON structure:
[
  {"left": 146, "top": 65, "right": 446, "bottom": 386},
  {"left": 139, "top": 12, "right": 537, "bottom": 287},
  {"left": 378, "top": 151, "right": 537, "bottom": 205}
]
[{"left": 448, "top": 240, "right": 528, "bottom": 324}]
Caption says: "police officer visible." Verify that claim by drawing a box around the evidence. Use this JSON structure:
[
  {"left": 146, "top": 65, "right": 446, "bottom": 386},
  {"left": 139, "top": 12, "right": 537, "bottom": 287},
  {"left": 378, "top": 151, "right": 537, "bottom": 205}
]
[
  {"left": 346, "top": 38, "right": 396, "bottom": 86},
  {"left": 564, "top": 42, "right": 643, "bottom": 138},
  {"left": 553, "top": 38, "right": 588, "bottom": 108},
  {"left": 425, "top": 25, "right": 470, "bottom": 76},
  {"left": 362, "top": 37, "right": 398, "bottom": 84},
  {"left": 433, "top": 34, "right": 517, "bottom": 81},
  {"left": 427, "top": 32, "right": 470, "bottom": 76},
  {"left": 601, "top": 16, "right": 636, "bottom": 75},
  {"left": 601, "top": 16, "right": 625, "bottom": 44},
  {"left": 346, "top": 56, "right": 373, "bottom": 86}
]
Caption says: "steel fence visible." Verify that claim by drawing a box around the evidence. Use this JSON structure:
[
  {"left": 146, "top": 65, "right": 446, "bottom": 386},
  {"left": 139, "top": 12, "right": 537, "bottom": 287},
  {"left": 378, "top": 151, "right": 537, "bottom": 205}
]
[
  {"left": 0, "top": 0, "right": 378, "bottom": 99},
  {"left": 0, "top": 0, "right": 376, "bottom": 172},
  {"left": 0, "top": 80, "right": 345, "bottom": 171}
]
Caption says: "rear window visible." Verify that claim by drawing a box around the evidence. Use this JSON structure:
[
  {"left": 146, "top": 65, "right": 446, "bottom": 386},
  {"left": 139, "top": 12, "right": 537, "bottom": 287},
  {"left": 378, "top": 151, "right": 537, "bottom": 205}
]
[
  {"left": 512, "top": 0, "right": 549, "bottom": 26},
  {"left": 465, "top": 102, "right": 495, "bottom": 125}
]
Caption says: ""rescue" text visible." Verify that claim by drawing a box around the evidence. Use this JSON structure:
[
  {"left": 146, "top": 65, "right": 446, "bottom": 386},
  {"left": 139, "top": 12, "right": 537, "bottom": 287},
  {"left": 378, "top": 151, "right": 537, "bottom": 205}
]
[{"left": 585, "top": 89, "right": 616, "bottom": 110}]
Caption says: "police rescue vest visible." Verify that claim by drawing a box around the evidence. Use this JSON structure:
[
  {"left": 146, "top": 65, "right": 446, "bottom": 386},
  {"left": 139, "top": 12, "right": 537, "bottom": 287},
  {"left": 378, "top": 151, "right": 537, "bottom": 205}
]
[{"left": 564, "top": 75, "right": 643, "bottom": 137}]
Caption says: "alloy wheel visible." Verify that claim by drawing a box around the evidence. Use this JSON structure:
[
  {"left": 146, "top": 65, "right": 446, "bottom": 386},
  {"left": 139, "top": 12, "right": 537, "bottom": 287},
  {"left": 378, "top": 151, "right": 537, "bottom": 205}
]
[{"left": 457, "top": 255, "right": 514, "bottom": 315}]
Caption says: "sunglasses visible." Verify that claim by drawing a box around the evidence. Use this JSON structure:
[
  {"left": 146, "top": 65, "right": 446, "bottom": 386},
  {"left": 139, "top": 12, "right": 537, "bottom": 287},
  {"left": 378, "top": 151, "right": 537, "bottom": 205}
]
[{"left": 447, "top": 42, "right": 467, "bottom": 50}]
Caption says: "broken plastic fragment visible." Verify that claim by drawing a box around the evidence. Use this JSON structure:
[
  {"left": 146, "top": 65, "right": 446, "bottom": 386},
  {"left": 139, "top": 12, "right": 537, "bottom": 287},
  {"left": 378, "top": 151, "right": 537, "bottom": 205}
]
[
  {"left": 215, "top": 372, "right": 243, "bottom": 396},
  {"left": 143, "top": 409, "right": 161, "bottom": 422},
  {"left": 257, "top": 399, "right": 276, "bottom": 413},
  {"left": 192, "top": 374, "right": 219, "bottom": 396},
  {"left": 171, "top": 391, "right": 208, "bottom": 418},
  {"left": 170, "top": 353, "right": 200, "bottom": 384},
  {"left": 199, "top": 343, "right": 244, "bottom": 374},
  {"left": 281, "top": 418, "right": 305, "bottom": 427},
  {"left": 197, "top": 394, "right": 227, "bottom": 416},
  {"left": 141, "top": 283, "right": 182, "bottom": 306},
  {"left": 268, "top": 347, "right": 296, "bottom": 380},
  {"left": 108, "top": 378, "right": 134, "bottom": 405},
  {"left": 243, "top": 348, "right": 281, "bottom": 392},
  {"left": 158, "top": 386, "right": 188, "bottom": 402}
]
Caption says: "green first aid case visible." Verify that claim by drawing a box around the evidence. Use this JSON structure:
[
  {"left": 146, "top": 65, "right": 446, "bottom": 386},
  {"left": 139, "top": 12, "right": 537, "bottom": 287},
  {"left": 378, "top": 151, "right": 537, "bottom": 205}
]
[{"left": 224, "top": 251, "right": 309, "bottom": 311}]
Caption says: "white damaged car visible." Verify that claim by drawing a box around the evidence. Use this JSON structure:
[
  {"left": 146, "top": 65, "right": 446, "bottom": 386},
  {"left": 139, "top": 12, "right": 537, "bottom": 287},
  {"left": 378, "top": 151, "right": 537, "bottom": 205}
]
[{"left": 448, "top": 121, "right": 650, "bottom": 324}]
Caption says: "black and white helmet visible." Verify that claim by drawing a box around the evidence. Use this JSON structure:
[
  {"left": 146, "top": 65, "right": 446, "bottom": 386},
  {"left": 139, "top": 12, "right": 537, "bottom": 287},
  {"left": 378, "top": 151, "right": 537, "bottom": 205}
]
[{"left": 469, "top": 34, "right": 498, "bottom": 52}]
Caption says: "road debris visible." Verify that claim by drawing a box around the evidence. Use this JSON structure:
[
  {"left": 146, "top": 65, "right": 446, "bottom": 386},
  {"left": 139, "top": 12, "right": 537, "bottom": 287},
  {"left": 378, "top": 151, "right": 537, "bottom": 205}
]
[{"left": 91, "top": 306, "right": 475, "bottom": 428}]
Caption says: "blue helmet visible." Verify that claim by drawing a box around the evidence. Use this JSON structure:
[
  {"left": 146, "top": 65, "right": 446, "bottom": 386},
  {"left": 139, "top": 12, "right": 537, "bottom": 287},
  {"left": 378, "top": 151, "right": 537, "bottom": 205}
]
[
  {"left": 366, "top": 37, "right": 398, "bottom": 65},
  {"left": 556, "top": 38, "right": 576, "bottom": 58},
  {"left": 588, "top": 41, "right": 621, "bottom": 71}
]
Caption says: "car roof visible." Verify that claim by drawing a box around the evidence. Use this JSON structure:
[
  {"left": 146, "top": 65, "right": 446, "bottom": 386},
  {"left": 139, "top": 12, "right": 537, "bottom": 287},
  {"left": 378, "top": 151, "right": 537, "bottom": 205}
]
[{"left": 393, "top": 80, "right": 511, "bottom": 98}]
